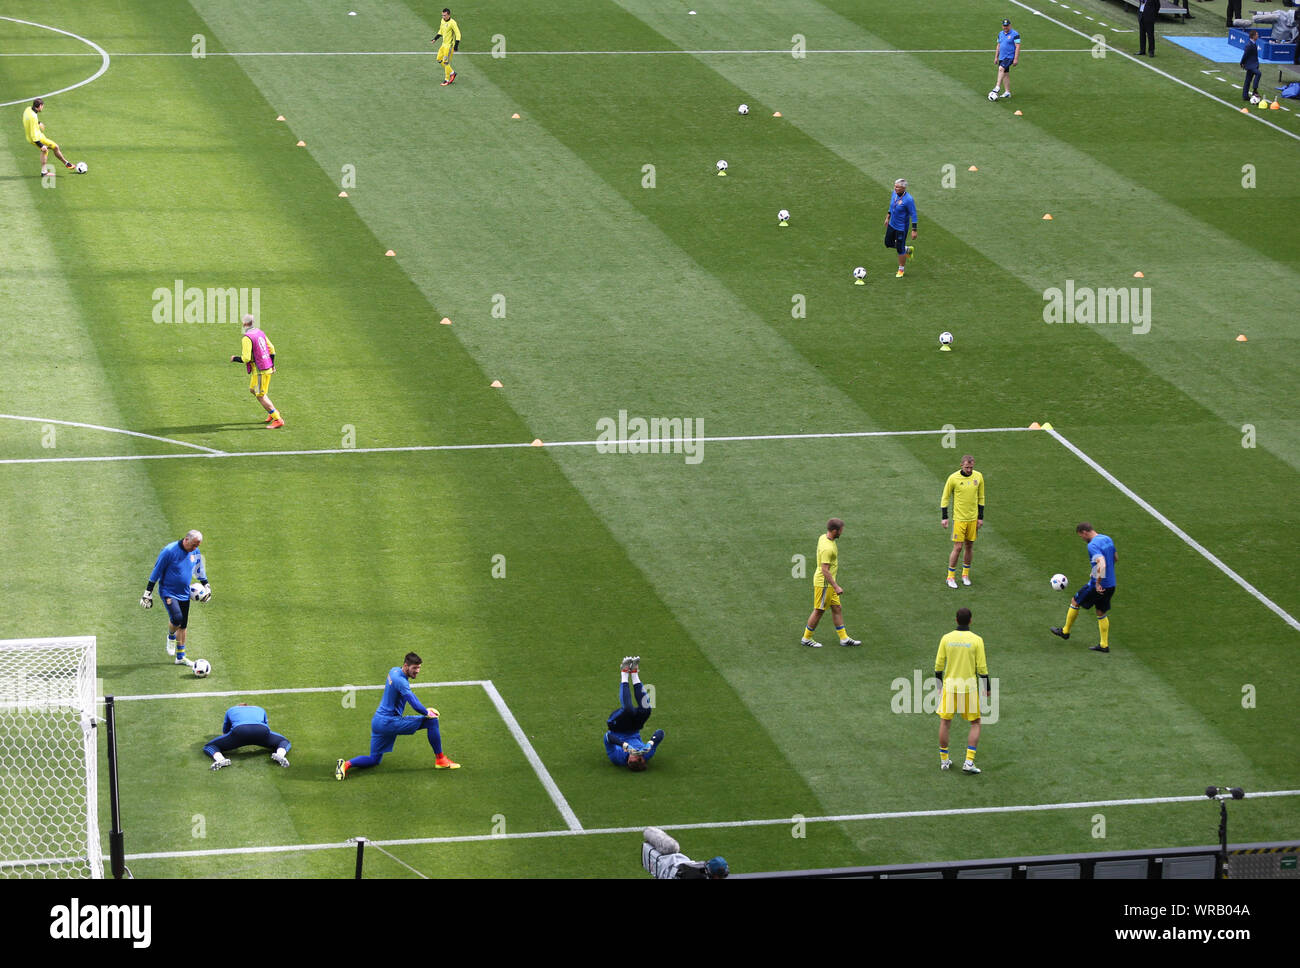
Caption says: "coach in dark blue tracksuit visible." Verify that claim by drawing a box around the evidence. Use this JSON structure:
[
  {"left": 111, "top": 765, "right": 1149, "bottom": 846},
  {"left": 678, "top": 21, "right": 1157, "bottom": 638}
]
[
  {"left": 1241, "top": 30, "right": 1262, "bottom": 102},
  {"left": 203, "top": 702, "right": 292, "bottom": 770}
]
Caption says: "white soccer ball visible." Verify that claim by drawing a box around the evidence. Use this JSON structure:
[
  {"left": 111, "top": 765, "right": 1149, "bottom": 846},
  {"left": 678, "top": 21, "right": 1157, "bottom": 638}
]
[
  {"left": 853, "top": 266, "right": 867, "bottom": 280},
  {"left": 939, "top": 331, "right": 954, "bottom": 346},
  {"left": 192, "top": 659, "right": 211, "bottom": 678},
  {"left": 1050, "top": 573, "right": 1068, "bottom": 591},
  {"left": 738, "top": 104, "right": 749, "bottom": 115},
  {"left": 716, "top": 159, "right": 728, "bottom": 172},
  {"left": 1249, "top": 94, "right": 1260, "bottom": 105},
  {"left": 778, "top": 209, "right": 790, "bottom": 223},
  {"left": 74, "top": 161, "right": 88, "bottom": 174},
  {"left": 190, "top": 582, "right": 210, "bottom": 602},
  {"left": 988, "top": 90, "right": 999, "bottom": 102}
]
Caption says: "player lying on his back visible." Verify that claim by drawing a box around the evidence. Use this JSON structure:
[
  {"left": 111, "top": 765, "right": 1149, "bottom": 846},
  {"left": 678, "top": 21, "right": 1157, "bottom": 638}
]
[
  {"left": 641, "top": 827, "right": 728, "bottom": 879},
  {"left": 335, "top": 652, "right": 459, "bottom": 779},
  {"left": 603, "top": 656, "right": 664, "bottom": 771},
  {"left": 204, "top": 702, "right": 292, "bottom": 771}
]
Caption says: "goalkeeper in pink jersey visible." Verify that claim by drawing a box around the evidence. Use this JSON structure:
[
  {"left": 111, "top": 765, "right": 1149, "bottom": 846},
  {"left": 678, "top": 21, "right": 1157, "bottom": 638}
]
[{"left": 230, "top": 314, "right": 283, "bottom": 428}]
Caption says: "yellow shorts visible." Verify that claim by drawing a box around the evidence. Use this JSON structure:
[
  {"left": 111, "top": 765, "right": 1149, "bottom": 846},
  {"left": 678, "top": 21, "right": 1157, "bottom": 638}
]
[
  {"left": 438, "top": 45, "right": 453, "bottom": 65},
  {"left": 249, "top": 369, "right": 273, "bottom": 397},
  {"left": 813, "top": 584, "right": 840, "bottom": 610},
  {"left": 31, "top": 135, "right": 57, "bottom": 149},
  {"left": 951, "top": 520, "right": 978, "bottom": 543},
  {"left": 938, "top": 688, "right": 981, "bottom": 722}
]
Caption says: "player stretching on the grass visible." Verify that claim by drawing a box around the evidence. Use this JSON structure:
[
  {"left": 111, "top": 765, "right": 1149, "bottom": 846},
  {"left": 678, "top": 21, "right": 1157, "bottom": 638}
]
[
  {"left": 140, "top": 530, "right": 209, "bottom": 667},
  {"left": 22, "top": 99, "right": 76, "bottom": 176},
  {"left": 204, "top": 702, "right": 292, "bottom": 771},
  {"left": 1051, "top": 523, "right": 1116, "bottom": 653},
  {"left": 336, "top": 652, "right": 459, "bottom": 779},
  {"left": 433, "top": 8, "right": 461, "bottom": 86},
  {"left": 941, "top": 455, "right": 985, "bottom": 587},
  {"left": 230, "top": 314, "right": 283, "bottom": 428},
  {"left": 800, "top": 518, "right": 862, "bottom": 648},
  {"left": 604, "top": 656, "right": 664, "bottom": 771}
]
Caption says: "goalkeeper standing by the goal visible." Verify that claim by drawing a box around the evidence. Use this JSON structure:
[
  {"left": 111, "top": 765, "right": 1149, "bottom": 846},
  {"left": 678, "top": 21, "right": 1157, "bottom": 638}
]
[{"left": 140, "top": 530, "right": 209, "bottom": 667}]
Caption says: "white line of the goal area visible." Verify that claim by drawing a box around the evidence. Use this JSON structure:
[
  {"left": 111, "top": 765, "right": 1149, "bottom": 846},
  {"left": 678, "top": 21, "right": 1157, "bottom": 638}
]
[
  {"left": 115, "top": 789, "right": 1300, "bottom": 863},
  {"left": 109, "top": 680, "right": 581, "bottom": 832}
]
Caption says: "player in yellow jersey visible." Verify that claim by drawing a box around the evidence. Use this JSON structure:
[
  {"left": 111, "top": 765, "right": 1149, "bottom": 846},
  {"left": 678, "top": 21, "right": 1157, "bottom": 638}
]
[
  {"left": 229, "top": 315, "right": 283, "bottom": 428},
  {"left": 432, "top": 8, "right": 462, "bottom": 86},
  {"left": 935, "top": 607, "right": 988, "bottom": 774},
  {"left": 799, "top": 518, "right": 862, "bottom": 648},
  {"left": 940, "top": 454, "right": 985, "bottom": 588},
  {"left": 22, "top": 99, "right": 76, "bottom": 176}
]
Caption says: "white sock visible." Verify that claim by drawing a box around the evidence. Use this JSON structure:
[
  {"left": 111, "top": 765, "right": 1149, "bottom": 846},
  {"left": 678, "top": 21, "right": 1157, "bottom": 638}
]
[{"left": 276, "top": 747, "right": 287, "bottom": 757}]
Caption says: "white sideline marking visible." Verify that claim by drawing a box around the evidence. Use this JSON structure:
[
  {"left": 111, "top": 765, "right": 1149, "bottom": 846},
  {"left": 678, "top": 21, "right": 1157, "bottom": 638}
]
[
  {"left": 1006, "top": 0, "right": 1300, "bottom": 143},
  {"left": 1048, "top": 428, "right": 1300, "bottom": 632},
  {"left": 0, "top": 425, "right": 1033, "bottom": 466},
  {"left": 108, "top": 789, "right": 1300, "bottom": 861},
  {"left": 0, "top": 48, "right": 1099, "bottom": 57},
  {"left": 0, "top": 17, "right": 110, "bottom": 107},
  {"left": 482, "top": 681, "right": 583, "bottom": 831},
  {"left": 0, "top": 414, "right": 224, "bottom": 455},
  {"left": 108, "top": 679, "right": 583, "bottom": 831}
]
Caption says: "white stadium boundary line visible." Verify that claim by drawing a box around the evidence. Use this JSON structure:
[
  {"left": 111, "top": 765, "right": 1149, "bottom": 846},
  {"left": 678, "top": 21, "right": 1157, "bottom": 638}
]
[
  {"left": 107, "top": 679, "right": 583, "bottom": 832},
  {"left": 0, "top": 425, "right": 1033, "bottom": 466},
  {"left": 0, "top": 17, "right": 110, "bottom": 107},
  {"left": 1048, "top": 428, "right": 1300, "bottom": 632},
  {"left": 1007, "top": 0, "right": 1300, "bottom": 143},
  {"left": 0, "top": 48, "right": 1099, "bottom": 57},
  {"left": 481, "top": 681, "right": 583, "bottom": 831},
  {"left": 108, "top": 788, "right": 1300, "bottom": 862},
  {"left": 0, "top": 413, "right": 224, "bottom": 455}
]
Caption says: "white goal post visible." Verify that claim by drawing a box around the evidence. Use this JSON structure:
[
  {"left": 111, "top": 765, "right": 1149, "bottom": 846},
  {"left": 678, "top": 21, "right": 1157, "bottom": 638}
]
[{"left": 0, "top": 637, "right": 102, "bottom": 878}]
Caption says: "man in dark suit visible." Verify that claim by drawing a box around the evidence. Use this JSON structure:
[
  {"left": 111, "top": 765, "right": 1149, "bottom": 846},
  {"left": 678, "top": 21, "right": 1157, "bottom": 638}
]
[
  {"left": 1241, "top": 30, "right": 1262, "bottom": 101},
  {"left": 1138, "top": 0, "right": 1159, "bottom": 56}
]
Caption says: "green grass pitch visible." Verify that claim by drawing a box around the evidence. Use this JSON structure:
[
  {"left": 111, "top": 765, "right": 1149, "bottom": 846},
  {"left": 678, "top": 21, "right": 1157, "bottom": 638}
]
[{"left": 1, "top": 0, "right": 1297, "bottom": 880}]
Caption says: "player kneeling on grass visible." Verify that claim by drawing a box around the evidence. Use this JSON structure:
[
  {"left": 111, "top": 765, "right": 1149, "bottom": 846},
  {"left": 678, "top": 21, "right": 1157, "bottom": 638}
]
[
  {"left": 935, "top": 607, "right": 989, "bottom": 775},
  {"left": 336, "top": 652, "right": 458, "bottom": 779},
  {"left": 642, "top": 827, "right": 728, "bottom": 879},
  {"left": 205, "top": 702, "right": 292, "bottom": 771},
  {"left": 604, "top": 656, "right": 664, "bottom": 771}
]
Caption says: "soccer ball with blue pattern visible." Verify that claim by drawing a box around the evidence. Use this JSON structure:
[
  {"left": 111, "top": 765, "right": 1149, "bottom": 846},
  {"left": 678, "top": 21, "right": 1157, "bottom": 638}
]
[
  {"left": 939, "top": 331, "right": 953, "bottom": 346},
  {"left": 988, "top": 90, "right": 999, "bottom": 102},
  {"left": 1050, "top": 573, "right": 1068, "bottom": 590},
  {"left": 192, "top": 659, "right": 211, "bottom": 678},
  {"left": 189, "top": 582, "right": 211, "bottom": 602}
]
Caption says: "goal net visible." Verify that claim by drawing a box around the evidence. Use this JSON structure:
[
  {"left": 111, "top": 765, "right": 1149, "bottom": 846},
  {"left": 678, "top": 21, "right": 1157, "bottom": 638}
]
[{"left": 0, "top": 637, "right": 102, "bottom": 878}]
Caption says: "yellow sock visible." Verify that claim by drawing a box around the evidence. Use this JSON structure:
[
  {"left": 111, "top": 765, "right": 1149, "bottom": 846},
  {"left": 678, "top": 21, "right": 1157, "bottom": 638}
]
[
  {"left": 1063, "top": 605, "right": 1079, "bottom": 634},
  {"left": 270, "top": 409, "right": 281, "bottom": 420},
  {"left": 1098, "top": 616, "right": 1109, "bottom": 648},
  {"left": 836, "top": 627, "right": 848, "bottom": 641},
  {"left": 803, "top": 626, "right": 815, "bottom": 641},
  {"left": 947, "top": 567, "right": 956, "bottom": 580},
  {"left": 966, "top": 746, "right": 977, "bottom": 764},
  {"left": 939, "top": 747, "right": 949, "bottom": 763},
  {"left": 962, "top": 565, "right": 970, "bottom": 578}
]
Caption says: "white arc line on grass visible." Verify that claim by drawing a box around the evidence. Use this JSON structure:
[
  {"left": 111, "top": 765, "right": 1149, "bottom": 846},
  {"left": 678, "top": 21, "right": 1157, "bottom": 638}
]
[
  {"left": 1005, "top": 0, "right": 1300, "bottom": 142},
  {"left": 1048, "top": 428, "right": 1300, "bottom": 632},
  {"left": 70, "top": 789, "right": 1300, "bottom": 863},
  {"left": 0, "top": 414, "right": 224, "bottom": 455},
  {"left": 0, "top": 17, "right": 110, "bottom": 107}
]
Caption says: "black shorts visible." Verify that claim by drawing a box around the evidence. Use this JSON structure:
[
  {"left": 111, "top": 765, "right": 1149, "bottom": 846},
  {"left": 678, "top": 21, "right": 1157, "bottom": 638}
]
[
  {"left": 884, "top": 225, "right": 909, "bottom": 253},
  {"left": 1075, "top": 584, "right": 1115, "bottom": 614},
  {"left": 164, "top": 596, "right": 191, "bottom": 629}
]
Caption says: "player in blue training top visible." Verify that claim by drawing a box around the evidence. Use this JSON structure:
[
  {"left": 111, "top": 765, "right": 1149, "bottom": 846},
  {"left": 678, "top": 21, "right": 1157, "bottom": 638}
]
[
  {"left": 204, "top": 702, "right": 292, "bottom": 771},
  {"left": 884, "top": 178, "right": 918, "bottom": 279},
  {"left": 336, "top": 652, "right": 459, "bottom": 779},
  {"left": 1051, "top": 522, "right": 1117, "bottom": 653},
  {"left": 991, "top": 19, "right": 1021, "bottom": 100},
  {"left": 604, "top": 656, "right": 665, "bottom": 771},
  {"left": 140, "top": 529, "right": 209, "bottom": 667}
]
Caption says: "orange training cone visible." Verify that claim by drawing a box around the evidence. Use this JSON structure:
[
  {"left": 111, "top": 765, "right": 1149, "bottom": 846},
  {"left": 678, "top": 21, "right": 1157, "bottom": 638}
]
[
  {"left": 530, "top": 439, "right": 544, "bottom": 447},
  {"left": 511, "top": 113, "right": 520, "bottom": 119},
  {"left": 296, "top": 140, "right": 306, "bottom": 146},
  {"left": 490, "top": 380, "right": 503, "bottom": 388},
  {"left": 276, "top": 115, "right": 286, "bottom": 121},
  {"left": 1028, "top": 422, "right": 1041, "bottom": 430},
  {"left": 1133, "top": 271, "right": 1144, "bottom": 278},
  {"left": 1042, "top": 213, "right": 1053, "bottom": 220},
  {"left": 440, "top": 317, "right": 452, "bottom": 326},
  {"left": 339, "top": 191, "right": 348, "bottom": 197},
  {"left": 968, "top": 166, "right": 978, "bottom": 171},
  {"left": 773, "top": 111, "right": 782, "bottom": 117},
  {"left": 1014, "top": 110, "right": 1023, "bottom": 116},
  {"left": 385, "top": 250, "right": 396, "bottom": 256},
  {"left": 1236, "top": 334, "right": 1248, "bottom": 342}
]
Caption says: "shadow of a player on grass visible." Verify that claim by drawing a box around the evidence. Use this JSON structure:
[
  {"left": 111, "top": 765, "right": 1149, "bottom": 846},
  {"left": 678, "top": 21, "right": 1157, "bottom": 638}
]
[{"left": 143, "top": 421, "right": 279, "bottom": 436}]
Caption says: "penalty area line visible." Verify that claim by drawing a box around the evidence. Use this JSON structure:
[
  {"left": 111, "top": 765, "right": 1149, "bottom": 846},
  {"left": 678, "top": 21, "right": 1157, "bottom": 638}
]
[
  {"left": 110, "top": 789, "right": 1300, "bottom": 862},
  {"left": 1047, "top": 428, "right": 1300, "bottom": 632}
]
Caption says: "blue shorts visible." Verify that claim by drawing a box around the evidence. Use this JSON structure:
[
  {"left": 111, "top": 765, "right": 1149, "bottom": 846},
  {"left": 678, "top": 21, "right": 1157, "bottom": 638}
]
[
  {"left": 1074, "top": 583, "right": 1115, "bottom": 614},
  {"left": 369, "top": 713, "right": 429, "bottom": 755},
  {"left": 998, "top": 57, "right": 1014, "bottom": 70},
  {"left": 884, "top": 225, "right": 909, "bottom": 253},
  {"left": 164, "top": 596, "right": 191, "bottom": 629}
]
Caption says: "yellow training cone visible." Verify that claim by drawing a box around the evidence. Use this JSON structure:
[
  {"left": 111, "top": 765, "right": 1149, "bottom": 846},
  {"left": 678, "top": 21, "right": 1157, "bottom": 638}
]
[
  {"left": 339, "top": 191, "right": 348, "bottom": 197},
  {"left": 1028, "top": 422, "right": 1041, "bottom": 430},
  {"left": 1042, "top": 213, "right": 1053, "bottom": 220},
  {"left": 385, "top": 250, "right": 396, "bottom": 256},
  {"left": 530, "top": 438, "right": 544, "bottom": 447},
  {"left": 440, "top": 317, "right": 452, "bottom": 326},
  {"left": 1133, "top": 271, "right": 1144, "bottom": 278},
  {"left": 1236, "top": 334, "right": 1248, "bottom": 342},
  {"left": 490, "top": 380, "right": 503, "bottom": 388},
  {"left": 1041, "top": 422, "right": 1053, "bottom": 431}
]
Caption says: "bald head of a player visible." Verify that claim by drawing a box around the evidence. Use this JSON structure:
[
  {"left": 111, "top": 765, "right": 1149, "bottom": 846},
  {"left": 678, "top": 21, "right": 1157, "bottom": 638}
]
[
  {"left": 241, "top": 314, "right": 255, "bottom": 330},
  {"left": 181, "top": 530, "right": 202, "bottom": 551}
]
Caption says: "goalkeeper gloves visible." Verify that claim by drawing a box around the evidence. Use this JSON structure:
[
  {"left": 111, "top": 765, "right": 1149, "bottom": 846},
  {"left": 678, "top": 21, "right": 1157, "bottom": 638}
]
[
  {"left": 140, "top": 590, "right": 153, "bottom": 609},
  {"left": 199, "top": 583, "right": 212, "bottom": 602},
  {"left": 454, "top": 40, "right": 459, "bottom": 51}
]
